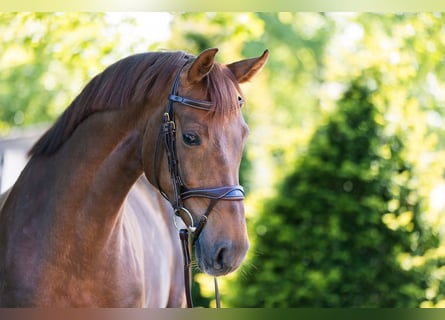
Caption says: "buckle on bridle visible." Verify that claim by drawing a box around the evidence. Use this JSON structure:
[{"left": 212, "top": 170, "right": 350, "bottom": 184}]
[{"left": 163, "top": 112, "right": 175, "bottom": 128}]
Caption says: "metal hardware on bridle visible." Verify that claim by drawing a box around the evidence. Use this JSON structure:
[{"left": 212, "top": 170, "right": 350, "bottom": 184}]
[
  {"left": 173, "top": 207, "right": 196, "bottom": 232},
  {"left": 154, "top": 57, "right": 245, "bottom": 308}
]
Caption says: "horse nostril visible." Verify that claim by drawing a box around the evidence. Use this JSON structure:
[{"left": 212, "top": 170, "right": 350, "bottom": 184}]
[
  {"left": 214, "top": 245, "right": 228, "bottom": 271},
  {"left": 205, "top": 240, "right": 248, "bottom": 276}
]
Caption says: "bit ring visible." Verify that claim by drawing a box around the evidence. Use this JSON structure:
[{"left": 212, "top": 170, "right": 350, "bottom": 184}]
[{"left": 174, "top": 207, "right": 196, "bottom": 232}]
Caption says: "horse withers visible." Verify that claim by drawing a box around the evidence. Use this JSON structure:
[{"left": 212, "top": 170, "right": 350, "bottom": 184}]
[{"left": 0, "top": 48, "right": 268, "bottom": 307}]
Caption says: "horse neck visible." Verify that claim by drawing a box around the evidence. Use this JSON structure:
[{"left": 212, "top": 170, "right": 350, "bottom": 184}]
[{"left": 27, "top": 105, "right": 160, "bottom": 247}]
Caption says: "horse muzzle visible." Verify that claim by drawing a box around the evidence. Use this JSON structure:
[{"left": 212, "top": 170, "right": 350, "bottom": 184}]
[{"left": 195, "top": 234, "right": 250, "bottom": 277}]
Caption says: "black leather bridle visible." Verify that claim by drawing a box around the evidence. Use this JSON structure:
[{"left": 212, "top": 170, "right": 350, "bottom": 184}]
[{"left": 154, "top": 58, "right": 245, "bottom": 308}]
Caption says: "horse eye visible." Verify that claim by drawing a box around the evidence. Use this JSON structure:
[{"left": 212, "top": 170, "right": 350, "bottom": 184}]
[{"left": 182, "top": 132, "right": 201, "bottom": 146}]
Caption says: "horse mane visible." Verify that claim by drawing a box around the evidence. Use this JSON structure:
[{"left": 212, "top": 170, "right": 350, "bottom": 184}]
[{"left": 29, "top": 50, "right": 243, "bottom": 157}]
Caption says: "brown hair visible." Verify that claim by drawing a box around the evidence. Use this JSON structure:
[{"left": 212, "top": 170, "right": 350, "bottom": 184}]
[{"left": 29, "top": 50, "right": 243, "bottom": 157}]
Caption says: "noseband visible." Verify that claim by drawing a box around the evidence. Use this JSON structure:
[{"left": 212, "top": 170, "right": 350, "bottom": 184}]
[{"left": 154, "top": 58, "right": 245, "bottom": 307}]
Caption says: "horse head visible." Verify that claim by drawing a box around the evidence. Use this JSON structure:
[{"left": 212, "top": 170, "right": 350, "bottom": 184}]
[{"left": 143, "top": 48, "right": 268, "bottom": 276}]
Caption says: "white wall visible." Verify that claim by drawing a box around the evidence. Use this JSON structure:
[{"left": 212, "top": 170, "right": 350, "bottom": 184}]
[
  {"left": 0, "top": 126, "right": 46, "bottom": 193},
  {"left": 1, "top": 149, "right": 28, "bottom": 192}
]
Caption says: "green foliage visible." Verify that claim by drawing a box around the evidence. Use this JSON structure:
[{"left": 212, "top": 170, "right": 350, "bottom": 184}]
[
  {"left": 241, "top": 13, "right": 335, "bottom": 190},
  {"left": 2, "top": 12, "right": 445, "bottom": 308},
  {"left": 0, "top": 13, "right": 147, "bottom": 134},
  {"left": 227, "top": 79, "right": 436, "bottom": 307},
  {"left": 164, "top": 12, "right": 445, "bottom": 308}
]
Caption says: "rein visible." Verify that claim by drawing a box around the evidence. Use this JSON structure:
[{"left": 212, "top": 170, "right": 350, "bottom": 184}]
[{"left": 154, "top": 58, "right": 245, "bottom": 308}]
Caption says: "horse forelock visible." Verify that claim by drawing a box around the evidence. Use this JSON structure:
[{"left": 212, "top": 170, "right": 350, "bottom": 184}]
[
  {"left": 203, "top": 63, "right": 244, "bottom": 128},
  {"left": 28, "top": 51, "right": 189, "bottom": 158}
]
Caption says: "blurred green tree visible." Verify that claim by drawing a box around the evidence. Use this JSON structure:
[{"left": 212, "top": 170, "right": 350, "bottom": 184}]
[{"left": 226, "top": 77, "right": 437, "bottom": 307}]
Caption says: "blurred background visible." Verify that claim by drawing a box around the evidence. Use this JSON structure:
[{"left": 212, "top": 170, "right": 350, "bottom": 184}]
[{"left": 1, "top": 12, "right": 445, "bottom": 307}]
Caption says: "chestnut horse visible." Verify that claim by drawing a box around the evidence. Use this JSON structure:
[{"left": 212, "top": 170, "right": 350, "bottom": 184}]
[{"left": 0, "top": 48, "right": 268, "bottom": 307}]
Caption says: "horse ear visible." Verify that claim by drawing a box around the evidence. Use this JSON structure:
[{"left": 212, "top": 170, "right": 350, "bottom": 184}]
[
  {"left": 227, "top": 49, "right": 269, "bottom": 83},
  {"left": 188, "top": 48, "right": 219, "bottom": 83}
]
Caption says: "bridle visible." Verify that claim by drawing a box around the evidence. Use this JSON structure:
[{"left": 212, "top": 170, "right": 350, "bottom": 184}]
[{"left": 154, "top": 57, "right": 245, "bottom": 308}]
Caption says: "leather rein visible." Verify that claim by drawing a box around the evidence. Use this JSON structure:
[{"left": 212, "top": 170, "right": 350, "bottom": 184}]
[{"left": 154, "top": 58, "right": 245, "bottom": 308}]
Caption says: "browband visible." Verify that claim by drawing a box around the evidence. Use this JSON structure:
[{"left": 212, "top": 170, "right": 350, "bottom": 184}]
[{"left": 169, "top": 94, "right": 213, "bottom": 111}]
